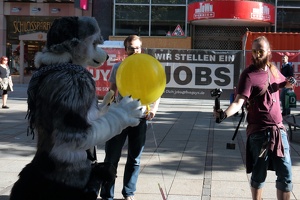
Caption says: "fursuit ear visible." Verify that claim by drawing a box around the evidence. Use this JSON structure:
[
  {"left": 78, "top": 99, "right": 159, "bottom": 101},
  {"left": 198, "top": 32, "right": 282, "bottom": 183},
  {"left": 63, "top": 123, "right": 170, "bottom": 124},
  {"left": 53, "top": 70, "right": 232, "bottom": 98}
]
[
  {"left": 77, "top": 16, "right": 100, "bottom": 41},
  {"left": 46, "top": 17, "right": 80, "bottom": 53},
  {"left": 46, "top": 17, "right": 100, "bottom": 54}
]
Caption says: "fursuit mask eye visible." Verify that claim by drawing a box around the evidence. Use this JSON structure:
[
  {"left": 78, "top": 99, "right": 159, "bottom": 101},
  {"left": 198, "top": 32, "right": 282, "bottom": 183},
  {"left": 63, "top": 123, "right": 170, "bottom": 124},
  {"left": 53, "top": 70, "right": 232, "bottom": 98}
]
[{"left": 93, "top": 39, "right": 102, "bottom": 47}]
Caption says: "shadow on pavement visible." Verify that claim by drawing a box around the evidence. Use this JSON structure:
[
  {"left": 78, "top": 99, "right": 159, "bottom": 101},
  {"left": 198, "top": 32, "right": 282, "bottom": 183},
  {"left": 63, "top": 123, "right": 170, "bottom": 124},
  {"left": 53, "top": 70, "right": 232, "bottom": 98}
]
[{"left": 0, "top": 195, "right": 9, "bottom": 200}]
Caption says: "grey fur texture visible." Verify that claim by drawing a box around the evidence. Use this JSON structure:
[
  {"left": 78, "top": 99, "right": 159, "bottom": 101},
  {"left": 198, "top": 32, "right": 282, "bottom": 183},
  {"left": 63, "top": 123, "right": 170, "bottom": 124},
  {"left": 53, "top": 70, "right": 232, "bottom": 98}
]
[
  {"left": 10, "top": 16, "right": 142, "bottom": 200},
  {"left": 27, "top": 63, "right": 95, "bottom": 188},
  {"left": 35, "top": 16, "right": 107, "bottom": 68}
]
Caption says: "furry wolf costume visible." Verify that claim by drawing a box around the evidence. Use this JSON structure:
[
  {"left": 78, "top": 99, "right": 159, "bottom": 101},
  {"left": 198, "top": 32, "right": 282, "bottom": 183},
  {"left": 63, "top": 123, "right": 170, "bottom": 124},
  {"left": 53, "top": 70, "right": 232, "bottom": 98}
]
[{"left": 9, "top": 17, "right": 142, "bottom": 200}]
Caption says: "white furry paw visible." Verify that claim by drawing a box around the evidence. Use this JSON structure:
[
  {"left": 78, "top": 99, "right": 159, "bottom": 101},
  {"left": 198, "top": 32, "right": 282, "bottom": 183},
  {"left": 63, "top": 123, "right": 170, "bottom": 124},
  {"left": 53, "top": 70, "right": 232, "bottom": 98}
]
[{"left": 109, "top": 96, "right": 142, "bottom": 127}]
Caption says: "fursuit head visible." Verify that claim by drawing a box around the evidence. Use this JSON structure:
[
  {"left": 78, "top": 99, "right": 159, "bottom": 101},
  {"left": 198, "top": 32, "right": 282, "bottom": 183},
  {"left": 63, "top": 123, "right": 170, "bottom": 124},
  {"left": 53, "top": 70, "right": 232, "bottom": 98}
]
[{"left": 9, "top": 16, "right": 142, "bottom": 200}]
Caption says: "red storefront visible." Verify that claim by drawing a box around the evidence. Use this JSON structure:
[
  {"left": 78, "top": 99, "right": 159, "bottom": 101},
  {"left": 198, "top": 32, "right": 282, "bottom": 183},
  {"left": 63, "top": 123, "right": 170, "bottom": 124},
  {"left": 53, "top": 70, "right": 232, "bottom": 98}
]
[
  {"left": 243, "top": 32, "right": 300, "bottom": 98},
  {"left": 188, "top": 1, "right": 275, "bottom": 26}
]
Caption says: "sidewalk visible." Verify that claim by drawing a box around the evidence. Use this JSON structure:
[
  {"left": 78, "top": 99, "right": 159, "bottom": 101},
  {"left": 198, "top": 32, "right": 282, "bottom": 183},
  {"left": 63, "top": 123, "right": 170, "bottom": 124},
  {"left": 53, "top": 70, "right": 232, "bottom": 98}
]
[{"left": 0, "top": 84, "right": 299, "bottom": 200}]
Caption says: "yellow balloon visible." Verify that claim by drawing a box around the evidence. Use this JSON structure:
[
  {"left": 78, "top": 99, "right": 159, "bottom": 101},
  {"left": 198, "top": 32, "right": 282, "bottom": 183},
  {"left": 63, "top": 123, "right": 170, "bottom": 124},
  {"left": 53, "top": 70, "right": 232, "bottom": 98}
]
[{"left": 116, "top": 53, "right": 166, "bottom": 105}]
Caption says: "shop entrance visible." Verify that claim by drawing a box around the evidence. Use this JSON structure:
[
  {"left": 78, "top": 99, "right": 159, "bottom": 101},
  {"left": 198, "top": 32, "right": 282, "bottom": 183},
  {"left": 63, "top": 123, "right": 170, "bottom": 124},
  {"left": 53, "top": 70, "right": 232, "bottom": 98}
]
[
  {"left": 16, "top": 32, "right": 47, "bottom": 83},
  {"left": 11, "top": 40, "right": 45, "bottom": 75}
]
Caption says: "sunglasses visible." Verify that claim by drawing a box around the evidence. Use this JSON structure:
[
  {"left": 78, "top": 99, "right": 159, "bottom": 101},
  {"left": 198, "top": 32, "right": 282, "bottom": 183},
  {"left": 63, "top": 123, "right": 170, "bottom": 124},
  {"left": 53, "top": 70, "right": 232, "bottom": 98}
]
[{"left": 127, "top": 46, "right": 141, "bottom": 51}]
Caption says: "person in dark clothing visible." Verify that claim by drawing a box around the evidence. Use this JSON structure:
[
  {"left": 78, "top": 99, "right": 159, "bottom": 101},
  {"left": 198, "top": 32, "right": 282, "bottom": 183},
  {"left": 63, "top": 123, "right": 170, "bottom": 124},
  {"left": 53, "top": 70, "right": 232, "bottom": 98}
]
[
  {"left": 100, "top": 35, "right": 161, "bottom": 200},
  {"left": 280, "top": 55, "right": 294, "bottom": 116}
]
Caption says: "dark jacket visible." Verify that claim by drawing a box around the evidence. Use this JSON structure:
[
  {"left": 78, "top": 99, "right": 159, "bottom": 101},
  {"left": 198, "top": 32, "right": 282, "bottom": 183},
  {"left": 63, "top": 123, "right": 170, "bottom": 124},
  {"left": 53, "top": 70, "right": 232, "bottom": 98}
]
[{"left": 281, "top": 62, "right": 293, "bottom": 78}]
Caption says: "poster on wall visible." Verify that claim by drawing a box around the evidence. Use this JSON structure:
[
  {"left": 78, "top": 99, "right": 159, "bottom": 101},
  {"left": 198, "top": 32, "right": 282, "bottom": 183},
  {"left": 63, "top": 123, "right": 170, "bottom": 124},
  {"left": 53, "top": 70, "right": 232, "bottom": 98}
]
[
  {"left": 87, "top": 47, "right": 126, "bottom": 97},
  {"left": 146, "top": 49, "right": 242, "bottom": 99},
  {"left": 88, "top": 48, "right": 242, "bottom": 99}
]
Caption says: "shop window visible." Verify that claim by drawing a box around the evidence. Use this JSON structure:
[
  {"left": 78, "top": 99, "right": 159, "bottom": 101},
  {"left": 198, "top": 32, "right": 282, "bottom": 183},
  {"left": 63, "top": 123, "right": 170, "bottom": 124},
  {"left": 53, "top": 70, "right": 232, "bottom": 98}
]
[
  {"left": 115, "top": 0, "right": 191, "bottom": 3},
  {"left": 4, "top": 0, "right": 37, "bottom": 2},
  {"left": 151, "top": 6, "right": 186, "bottom": 36},
  {"left": 44, "top": 0, "right": 74, "bottom": 2},
  {"left": 4, "top": 0, "right": 75, "bottom": 2},
  {"left": 277, "top": 0, "right": 299, "bottom": 6},
  {"left": 116, "top": 0, "right": 149, "bottom": 3},
  {"left": 114, "top": 1, "right": 188, "bottom": 36},
  {"left": 152, "top": 0, "right": 186, "bottom": 4},
  {"left": 115, "top": 5, "right": 150, "bottom": 36},
  {"left": 188, "top": 0, "right": 203, "bottom": 3},
  {"left": 277, "top": 8, "right": 300, "bottom": 32}
]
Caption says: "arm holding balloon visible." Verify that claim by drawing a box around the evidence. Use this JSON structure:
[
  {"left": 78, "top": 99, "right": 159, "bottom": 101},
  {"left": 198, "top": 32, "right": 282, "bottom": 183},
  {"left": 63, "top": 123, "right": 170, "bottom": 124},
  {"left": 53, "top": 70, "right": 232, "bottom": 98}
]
[
  {"left": 146, "top": 98, "right": 161, "bottom": 120},
  {"left": 98, "top": 90, "right": 115, "bottom": 113},
  {"left": 109, "top": 82, "right": 118, "bottom": 98}
]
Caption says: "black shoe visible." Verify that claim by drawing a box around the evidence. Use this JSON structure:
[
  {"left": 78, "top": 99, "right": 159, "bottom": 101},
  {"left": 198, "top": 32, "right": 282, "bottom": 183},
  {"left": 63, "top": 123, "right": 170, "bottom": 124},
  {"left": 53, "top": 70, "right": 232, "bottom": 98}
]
[{"left": 2, "top": 105, "right": 9, "bottom": 109}]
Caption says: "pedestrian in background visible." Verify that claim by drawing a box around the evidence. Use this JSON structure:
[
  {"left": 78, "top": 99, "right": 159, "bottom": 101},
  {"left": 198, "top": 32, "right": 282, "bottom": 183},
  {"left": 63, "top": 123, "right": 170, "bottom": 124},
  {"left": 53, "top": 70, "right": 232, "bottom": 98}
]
[
  {"left": 280, "top": 54, "right": 294, "bottom": 116},
  {"left": 0, "top": 56, "right": 13, "bottom": 109},
  {"left": 214, "top": 36, "right": 294, "bottom": 200},
  {"left": 100, "top": 35, "right": 161, "bottom": 200}
]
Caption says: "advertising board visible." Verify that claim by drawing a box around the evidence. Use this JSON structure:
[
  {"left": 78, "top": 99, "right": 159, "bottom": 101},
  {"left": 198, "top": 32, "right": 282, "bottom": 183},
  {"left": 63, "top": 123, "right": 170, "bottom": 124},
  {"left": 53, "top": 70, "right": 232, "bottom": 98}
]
[
  {"left": 87, "top": 41, "right": 125, "bottom": 97},
  {"left": 88, "top": 45, "right": 300, "bottom": 102},
  {"left": 88, "top": 47, "right": 242, "bottom": 100}
]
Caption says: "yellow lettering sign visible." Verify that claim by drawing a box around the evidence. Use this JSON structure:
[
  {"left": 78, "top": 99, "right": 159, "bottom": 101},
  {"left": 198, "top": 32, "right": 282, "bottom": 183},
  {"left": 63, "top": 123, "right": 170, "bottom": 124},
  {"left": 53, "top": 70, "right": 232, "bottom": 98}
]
[{"left": 13, "top": 20, "right": 52, "bottom": 33}]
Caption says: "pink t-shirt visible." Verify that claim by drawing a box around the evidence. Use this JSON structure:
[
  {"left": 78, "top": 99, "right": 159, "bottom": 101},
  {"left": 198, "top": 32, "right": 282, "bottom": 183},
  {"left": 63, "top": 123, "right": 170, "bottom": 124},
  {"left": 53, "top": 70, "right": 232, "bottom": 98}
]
[{"left": 237, "top": 65, "right": 286, "bottom": 135}]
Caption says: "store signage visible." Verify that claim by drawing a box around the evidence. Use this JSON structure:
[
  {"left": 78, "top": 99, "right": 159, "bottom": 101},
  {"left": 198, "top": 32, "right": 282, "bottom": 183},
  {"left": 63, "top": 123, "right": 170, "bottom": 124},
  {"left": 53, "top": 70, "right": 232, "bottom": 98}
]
[
  {"left": 188, "top": 1, "right": 275, "bottom": 23},
  {"left": 87, "top": 48, "right": 126, "bottom": 97},
  {"left": 6, "top": 16, "right": 55, "bottom": 40},
  {"left": 90, "top": 49, "right": 300, "bottom": 99},
  {"left": 88, "top": 49, "right": 241, "bottom": 99},
  {"left": 149, "top": 49, "right": 239, "bottom": 99},
  {"left": 13, "top": 21, "right": 52, "bottom": 33},
  {"left": 193, "top": 2, "right": 215, "bottom": 19}
]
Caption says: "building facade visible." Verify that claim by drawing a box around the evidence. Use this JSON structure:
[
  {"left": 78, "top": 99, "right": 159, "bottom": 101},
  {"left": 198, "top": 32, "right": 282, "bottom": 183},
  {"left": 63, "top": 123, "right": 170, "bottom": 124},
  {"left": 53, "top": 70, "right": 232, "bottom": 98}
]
[
  {"left": 94, "top": 0, "right": 299, "bottom": 50},
  {"left": 0, "top": 0, "right": 299, "bottom": 73},
  {"left": 0, "top": 0, "right": 90, "bottom": 73}
]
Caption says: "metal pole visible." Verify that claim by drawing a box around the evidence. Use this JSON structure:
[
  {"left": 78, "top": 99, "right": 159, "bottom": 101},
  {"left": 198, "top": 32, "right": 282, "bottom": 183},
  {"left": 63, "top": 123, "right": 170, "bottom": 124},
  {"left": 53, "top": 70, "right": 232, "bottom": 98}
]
[
  {"left": 274, "top": 0, "right": 277, "bottom": 32},
  {"left": 20, "top": 40, "right": 24, "bottom": 84}
]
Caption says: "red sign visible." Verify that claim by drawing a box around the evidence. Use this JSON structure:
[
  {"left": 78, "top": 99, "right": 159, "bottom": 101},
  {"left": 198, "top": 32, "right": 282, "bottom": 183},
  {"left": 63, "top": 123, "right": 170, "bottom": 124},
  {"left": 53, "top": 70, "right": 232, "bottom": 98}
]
[
  {"left": 80, "top": 0, "right": 88, "bottom": 10},
  {"left": 172, "top": 24, "right": 184, "bottom": 36},
  {"left": 75, "top": 0, "right": 88, "bottom": 10},
  {"left": 87, "top": 48, "right": 126, "bottom": 97},
  {"left": 188, "top": 1, "right": 275, "bottom": 24}
]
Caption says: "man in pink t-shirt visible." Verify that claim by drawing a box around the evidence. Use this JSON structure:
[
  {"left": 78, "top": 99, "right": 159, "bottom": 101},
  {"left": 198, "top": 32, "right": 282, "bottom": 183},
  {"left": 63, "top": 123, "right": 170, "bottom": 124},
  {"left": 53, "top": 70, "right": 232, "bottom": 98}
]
[{"left": 214, "top": 36, "right": 295, "bottom": 200}]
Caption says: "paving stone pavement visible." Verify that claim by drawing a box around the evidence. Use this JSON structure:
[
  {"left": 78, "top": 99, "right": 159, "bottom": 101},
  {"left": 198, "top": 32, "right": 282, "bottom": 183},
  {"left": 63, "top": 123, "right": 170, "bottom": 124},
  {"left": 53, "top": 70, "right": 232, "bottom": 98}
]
[{"left": 0, "top": 84, "right": 299, "bottom": 200}]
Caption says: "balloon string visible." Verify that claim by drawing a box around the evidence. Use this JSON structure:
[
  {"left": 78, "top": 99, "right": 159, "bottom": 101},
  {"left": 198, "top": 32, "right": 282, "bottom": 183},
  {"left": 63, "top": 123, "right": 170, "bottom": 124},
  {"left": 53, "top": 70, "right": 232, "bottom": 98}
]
[
  {"left": 158, "top": 183, "right": 167, "bottom": 200},
  {"left": 150, "top": 121, "right": 168, "bottom": 200}
]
